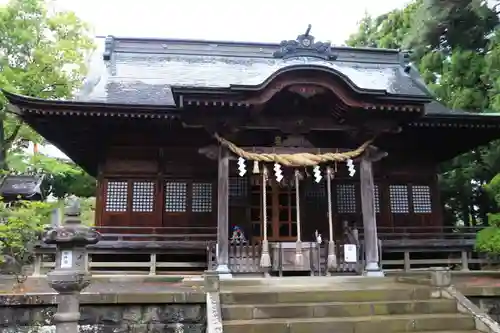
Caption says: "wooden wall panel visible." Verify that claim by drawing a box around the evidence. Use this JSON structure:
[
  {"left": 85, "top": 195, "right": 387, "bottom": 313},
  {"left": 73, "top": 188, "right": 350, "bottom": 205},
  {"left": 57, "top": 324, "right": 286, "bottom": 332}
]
[
  {"left": 374, "top": 160, "right": 441, "bottom": 231},
  {"left": 103, "top": 159, "right": 158, "bottom": 174},
  {"left": 302, "top": 180, "right": 329, "bottom": 242},
  {"left": 99, "top": 178, "right": 162, "bottom": 231},
  {"left": 98, "top": 146, "right": 218, "bottom": 232},
  {"left": 95, "top": 143, "right": 444, "bottom": 236},
  {"left": 162, "top": 179, "right": 217, "bottom": 230}
]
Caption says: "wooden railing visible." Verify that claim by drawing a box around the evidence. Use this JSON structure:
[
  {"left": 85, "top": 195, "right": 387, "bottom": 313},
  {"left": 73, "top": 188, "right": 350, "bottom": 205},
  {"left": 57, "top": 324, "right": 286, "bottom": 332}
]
[
  {"left": 31, "top": 224, "right": 497, "bottom": 276},
  {"left": 356, "top": 226, "right": 480, "bottom": 251},
  {"left": 32, "top": 226, "right": 217, "bottom": 276},
  {"left": 370, "top": 226, "right": 482, "bottom": 240},
  {"left": 37, "top": 226, "right": 217, "bottom": 249},
  {"left": 378, "top": 246, "right": 500, "bottom": 271},
  {"left": 92, "top": 226, "right": 217, "bottom": 242},
  {"left": 32, "top": 251, "right": 209, "bottom": 277},
  {"left": 207, "top": 241, "right": 362, "bottom": 275}
]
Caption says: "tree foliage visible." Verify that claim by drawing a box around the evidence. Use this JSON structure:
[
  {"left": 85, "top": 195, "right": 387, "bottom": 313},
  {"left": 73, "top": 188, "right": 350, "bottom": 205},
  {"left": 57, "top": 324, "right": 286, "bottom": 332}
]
[
  {"left": 0, "top": 200, "right": 56, "bottom": 272},
  {"left": 0, "top": 0, "right": 96, "bottom": 268},
  {"left": 0, "top": 0, "right": 96, "bottom": 196},
  {"left": 0, "top": 0, "right": 94, "bottom": 169},
  {"left": 8, "top": 152, "right": 96, "bottom": 198},
  {"left": 476, "top": 174, "right": 500, "bottom": 253},
  {"left": 346, "top": 0, "right": 500, "bottom": 237}
]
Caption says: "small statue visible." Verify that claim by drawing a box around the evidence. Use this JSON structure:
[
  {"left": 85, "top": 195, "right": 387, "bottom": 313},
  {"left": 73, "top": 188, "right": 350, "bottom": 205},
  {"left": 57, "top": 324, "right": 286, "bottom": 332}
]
[
  {"left": 315, "top": 230, "right": 322, "bottom": 244},
  {"left": 230, "top": 226, "right": 247, "bottom": 245}
]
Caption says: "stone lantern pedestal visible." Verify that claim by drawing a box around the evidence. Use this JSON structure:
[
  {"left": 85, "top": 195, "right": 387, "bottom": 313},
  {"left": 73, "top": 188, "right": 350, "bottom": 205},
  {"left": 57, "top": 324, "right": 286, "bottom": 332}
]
[{"left": 42, "top": 198, "right": 100, "bottom": 333}]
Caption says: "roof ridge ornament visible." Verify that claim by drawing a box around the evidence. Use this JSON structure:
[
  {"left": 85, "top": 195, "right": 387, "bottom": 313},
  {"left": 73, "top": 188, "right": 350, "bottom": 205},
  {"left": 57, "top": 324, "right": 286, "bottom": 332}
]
[
  {"left": 103, "top": 35, "right": 115, "bottom": 61},
  {"left": 273, "top": 24, "right": 338, "bottom": 61}
]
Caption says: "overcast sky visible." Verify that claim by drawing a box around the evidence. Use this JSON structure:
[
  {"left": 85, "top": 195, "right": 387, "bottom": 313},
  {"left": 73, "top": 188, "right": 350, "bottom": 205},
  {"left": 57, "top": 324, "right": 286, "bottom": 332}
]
[
  {"left": 7, "top": 0, "right": 413, "bottom": 159},
  {"left": 54, "top": 0, "right": 413, "bottom": 44}
]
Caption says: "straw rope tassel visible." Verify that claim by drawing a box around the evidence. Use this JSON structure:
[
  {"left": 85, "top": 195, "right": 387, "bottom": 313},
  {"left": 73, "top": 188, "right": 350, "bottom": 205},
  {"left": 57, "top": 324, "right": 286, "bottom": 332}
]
[
  {"left": 326, "top": 167, "right": 338, "bottom": 273},
  {"left": 259, "top": 167, "right": 271, "bottom": 272},
  {"left": 294, "top": 170, "right": 304, "bottom": 268}
]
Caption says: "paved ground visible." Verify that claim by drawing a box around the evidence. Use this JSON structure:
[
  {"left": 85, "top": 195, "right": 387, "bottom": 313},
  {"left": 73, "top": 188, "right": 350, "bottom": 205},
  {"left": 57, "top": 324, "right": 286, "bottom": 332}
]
[
  {"left": 0, "top": 272, "right": 498, "bottom": 295},
  {"left": 0, "top": 276, "right": 198, "bottom": 295},
  {"left": 453, "top": 275, "right": 500, "bottom": 287}
]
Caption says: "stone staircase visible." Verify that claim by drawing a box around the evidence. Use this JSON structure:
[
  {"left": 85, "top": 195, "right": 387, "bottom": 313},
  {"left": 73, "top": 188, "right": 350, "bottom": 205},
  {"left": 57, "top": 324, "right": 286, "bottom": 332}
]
[{"left": 220, "top": 284, "right": 479, "bottom": 333}]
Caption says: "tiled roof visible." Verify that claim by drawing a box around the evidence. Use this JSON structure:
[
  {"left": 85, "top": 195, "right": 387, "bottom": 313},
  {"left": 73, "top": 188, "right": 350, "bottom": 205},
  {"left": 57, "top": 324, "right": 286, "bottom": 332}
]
[{"left": 75, "top": 35, "right": 431, "bottom": 106}]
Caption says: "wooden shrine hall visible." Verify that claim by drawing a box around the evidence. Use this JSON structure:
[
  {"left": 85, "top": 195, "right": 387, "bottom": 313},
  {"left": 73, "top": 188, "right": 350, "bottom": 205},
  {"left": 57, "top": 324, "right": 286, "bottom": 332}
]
[{"left": 4, "top": 27, "right": 500, "bottom": 276}]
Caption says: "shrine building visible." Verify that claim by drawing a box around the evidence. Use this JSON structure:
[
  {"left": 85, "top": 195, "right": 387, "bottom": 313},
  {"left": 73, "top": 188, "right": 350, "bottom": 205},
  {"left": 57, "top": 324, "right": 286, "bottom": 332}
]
[{"left": 3, "top": 28, "right": 500, "bottom": 276}]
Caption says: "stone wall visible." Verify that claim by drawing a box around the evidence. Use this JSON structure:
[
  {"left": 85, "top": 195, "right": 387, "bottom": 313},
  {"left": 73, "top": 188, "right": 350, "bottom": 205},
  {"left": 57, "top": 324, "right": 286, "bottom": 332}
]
[
  {"left": 470, "top": 297, "right": 500, "bottom": 323},
  {"left": 0, "top": 300, "right": 206, "bottom": 333},
  {"left": 0, "top": 286, "right": 207, "bottom": 332}
]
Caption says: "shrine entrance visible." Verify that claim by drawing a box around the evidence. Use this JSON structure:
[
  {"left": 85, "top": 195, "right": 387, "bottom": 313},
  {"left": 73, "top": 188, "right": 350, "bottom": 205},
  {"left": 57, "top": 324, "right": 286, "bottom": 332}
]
[{"left": 250, "top": 177, "right": 298, "bottom": 243}]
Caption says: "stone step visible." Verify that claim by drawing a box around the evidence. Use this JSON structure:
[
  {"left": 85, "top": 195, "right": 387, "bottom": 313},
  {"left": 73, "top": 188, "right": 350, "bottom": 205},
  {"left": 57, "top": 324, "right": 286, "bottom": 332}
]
[
  {"left": 223, "top": 313, "right": 475, "bottom": 333},
  {"left": 222, "top": 299, "right": 458, "bottom": 320},
  {"left": 220, "top": 287, "right": 432, "bottom": 304}
]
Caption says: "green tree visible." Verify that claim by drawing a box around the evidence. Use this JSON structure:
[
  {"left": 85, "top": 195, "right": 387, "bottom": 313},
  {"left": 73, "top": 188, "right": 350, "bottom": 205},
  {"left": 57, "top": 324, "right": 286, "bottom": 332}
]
[
  {"left": 0, "top": 0, "right": 96, "bottom": 269},
  {"left": 476, "top": 174, "right": 500, "bottom": 253},
  {"left": 346, "top": 1, "right": 421, "bottom": 49},
  {"left": 0, "top": 0, "right": 94, "bottom": 169},
  {"left": 346, "top": 0, "right": 500, "bottom": 228},
  {"left": 8, "top": 151, "right": 96, "bottom": 198},
  {"left": 0, "top": 200, "right": 56, "bottom": 272}
]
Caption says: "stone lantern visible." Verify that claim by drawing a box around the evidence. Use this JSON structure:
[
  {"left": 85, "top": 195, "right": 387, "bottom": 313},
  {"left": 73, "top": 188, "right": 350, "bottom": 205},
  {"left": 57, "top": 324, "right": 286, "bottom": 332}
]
[{"left": 42, "top": 197, "right": 100, "bottom": 333}]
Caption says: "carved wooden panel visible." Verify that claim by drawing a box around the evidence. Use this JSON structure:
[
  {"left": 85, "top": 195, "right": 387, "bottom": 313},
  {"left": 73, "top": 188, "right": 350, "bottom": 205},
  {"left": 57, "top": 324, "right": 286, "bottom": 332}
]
[
  {"left": 336, "top": 184, "right": 357, "bottom": 213},
  {"left": 164, "top": 181, "right": 188, "bottom": 212},
  {"left": 105, "top": 181, "right": 128, "bottom": 212},
  {"left": 192, "top": 182, "right": 213, "bottom": 213},
  {"left": 412, "top": 185, "right": 432, "bottom": 213},
  {"left": 389, "top": 185, "right": 409, "bottom": 214}
]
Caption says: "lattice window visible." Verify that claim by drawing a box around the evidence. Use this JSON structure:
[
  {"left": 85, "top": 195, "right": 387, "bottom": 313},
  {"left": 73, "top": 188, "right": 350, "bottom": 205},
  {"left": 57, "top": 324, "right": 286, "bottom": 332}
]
[
  {"left": 412, "top": 185, "right": 432, "bottom": 213},
  {"left": 192, "top": 182, "right": 213, "bottom": 213},
  {"left": 131, "top": 181, "right": 155, "bottom": 212},
  {"left": 305, "top": 180, "right": 326, "bottom": 198},
  {"left": 105, "top": 181, "right": 128, "bottom": 212},
  {"left": 165, "top": 182, "right": 187, "bottom": 212},
  {"left": 336, "top": 184, "right": 357, "bottom": 213},
  {"left": 229, "top": 177, "right": 248, "bottom": 197},
  {"left": 390, "top": 185, "right": 409, "bottom": 213},
  {"left": 374, "top": 184, "right": 380, "bottom": 213}
]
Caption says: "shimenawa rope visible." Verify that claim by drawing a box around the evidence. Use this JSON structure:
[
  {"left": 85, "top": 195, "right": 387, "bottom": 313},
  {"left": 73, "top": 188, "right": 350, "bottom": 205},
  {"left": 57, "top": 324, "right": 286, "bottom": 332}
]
[{"left": 214, "top": 133, "right": 373, "bottom": 167}]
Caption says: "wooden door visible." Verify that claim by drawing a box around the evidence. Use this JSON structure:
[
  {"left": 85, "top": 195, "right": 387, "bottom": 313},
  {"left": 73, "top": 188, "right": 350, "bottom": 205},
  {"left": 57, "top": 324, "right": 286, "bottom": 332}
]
[
  {"left": 99, "top": 178, "right": 161, "bottom": 235},
  {"left": 250, "top": 177, "right": 298, "bottom": 242},
  {"left": 162, "top": 179, "right": 216, "bottom": 234}
]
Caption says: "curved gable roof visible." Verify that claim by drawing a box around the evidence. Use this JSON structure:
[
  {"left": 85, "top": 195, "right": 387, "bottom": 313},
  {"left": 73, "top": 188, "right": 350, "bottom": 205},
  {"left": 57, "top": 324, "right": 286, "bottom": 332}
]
[{"left": 74, "top": 34, "right": 432, "bottom": 107}]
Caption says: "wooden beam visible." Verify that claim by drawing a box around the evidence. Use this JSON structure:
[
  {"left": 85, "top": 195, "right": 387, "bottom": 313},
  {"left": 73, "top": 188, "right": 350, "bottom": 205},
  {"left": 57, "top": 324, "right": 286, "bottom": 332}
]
[
  {"left": 215, "top": 146, "right": 231, "bottom": 276},
  {"left": 183, "top": 116, "right": 401, "bottom": 133},
  {"left": 359, "top": 148, "right": 385, "bottom": 276},
  {"left": 181, "top": 108, "right": 402, "bottom": 133}
]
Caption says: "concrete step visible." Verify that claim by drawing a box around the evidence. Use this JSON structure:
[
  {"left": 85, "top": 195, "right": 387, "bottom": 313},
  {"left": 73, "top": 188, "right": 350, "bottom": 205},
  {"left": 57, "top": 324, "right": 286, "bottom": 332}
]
[
  {"left": 220, "top": 287, "right": 432, "bottom": 304},
  {"left": 222, "top": 313, "right": 475, "bottom": 333},
  {"left": 222, "top": 299, "right": 458, "bottom": 320}
]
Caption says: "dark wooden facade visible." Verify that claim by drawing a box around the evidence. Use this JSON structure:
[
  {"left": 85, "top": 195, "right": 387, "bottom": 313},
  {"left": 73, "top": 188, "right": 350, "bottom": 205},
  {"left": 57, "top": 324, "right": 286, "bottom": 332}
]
[
  {"left": 4, "top": 30, "right": 500, "bottom": 251},
  {"left": 95, "top": 139, "right": 442, "bottom": 243}
]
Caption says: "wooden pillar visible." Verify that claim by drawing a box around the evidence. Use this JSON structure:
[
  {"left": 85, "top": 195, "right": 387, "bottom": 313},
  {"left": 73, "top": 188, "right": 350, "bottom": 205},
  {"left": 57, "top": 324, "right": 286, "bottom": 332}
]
[
  {"left": 360, "top": 148, "right": 385, "bottom": 276},
  {"left": 216, "top": 147, "right": 232, "bottom": 277}
]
